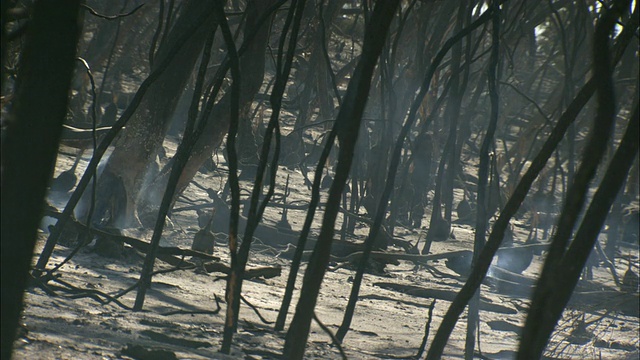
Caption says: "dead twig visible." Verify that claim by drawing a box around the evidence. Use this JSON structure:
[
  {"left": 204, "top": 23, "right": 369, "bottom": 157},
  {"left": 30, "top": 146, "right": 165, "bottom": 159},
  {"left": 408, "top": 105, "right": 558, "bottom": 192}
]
[
  {"left": 43, "top": 276, "right": 133, "bottom": 310},
  {"left": 241, "top": 294, "right": 273, "bottom": 325}
]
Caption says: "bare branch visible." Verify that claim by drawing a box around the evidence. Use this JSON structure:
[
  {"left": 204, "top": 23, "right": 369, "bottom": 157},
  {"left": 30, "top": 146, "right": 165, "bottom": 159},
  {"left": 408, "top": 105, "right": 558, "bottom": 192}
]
[{"left": 81, "top": 3, "right": 144, "bottom": 20}]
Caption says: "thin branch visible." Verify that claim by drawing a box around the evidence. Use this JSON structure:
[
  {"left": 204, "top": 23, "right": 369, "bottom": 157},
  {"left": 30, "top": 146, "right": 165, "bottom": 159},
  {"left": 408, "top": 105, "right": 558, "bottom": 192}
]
[
  {"left": 40, "top": 276, "right": 134, "bottom": 310},
  {"left": 499, "top": 81, "right": 552, "bottom": 124},
  {"left": 81, "top": 3, "right": 144, "bottom": 20},
  {"left": 416, "top": 300, "right": 436, "bottom": 359},
  {"left": 313, "top": 312, "right": 348, "bottom": 360},
  {"left": 149, "top": 0, "right": 164, "bottom": 67},
  {"left": 241, "top": 294, "right": 274, "bottom": 325}
]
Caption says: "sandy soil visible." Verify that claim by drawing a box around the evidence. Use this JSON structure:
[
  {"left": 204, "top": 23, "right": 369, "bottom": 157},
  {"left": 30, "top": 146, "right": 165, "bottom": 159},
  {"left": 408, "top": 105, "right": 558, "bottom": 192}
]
[{"left": 13, "top": 148, "right": 639, "bottom": 360}]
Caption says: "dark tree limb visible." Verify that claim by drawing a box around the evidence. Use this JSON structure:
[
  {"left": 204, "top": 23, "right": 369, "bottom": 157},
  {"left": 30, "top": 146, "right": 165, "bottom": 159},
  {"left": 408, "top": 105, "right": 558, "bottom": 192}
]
[
  {"left": 39, "top": 276, "right": 133, "bottom": 310},
  {"left": 218, "top": 0, "right": 243, "bottom": 349},
  {"left": 1, "top": 2, "right": 81, "bottom": 358},
  {"left": 282, "top": 1, "right": 401, "bottom": 358},
  {"left": 132, "top": 20, "right": 216, "bottom": 311},
  {"left": 336, "top": 5, "right": 495, "bottom": 342},
  {"left": 466, "top": 2, "right": 500, "bottom": 358},
  {"left": 81, "top": 3, "right": 145, "bottom": 20},
  {"left": 221, "top": 0, "right": 303, "bottom": 352}
]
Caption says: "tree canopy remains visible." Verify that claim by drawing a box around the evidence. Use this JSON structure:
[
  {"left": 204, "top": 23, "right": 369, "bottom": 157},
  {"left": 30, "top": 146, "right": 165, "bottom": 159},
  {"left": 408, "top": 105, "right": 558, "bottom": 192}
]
[{"left": 1, "top": 1, "right": 638, "bottom": 359}]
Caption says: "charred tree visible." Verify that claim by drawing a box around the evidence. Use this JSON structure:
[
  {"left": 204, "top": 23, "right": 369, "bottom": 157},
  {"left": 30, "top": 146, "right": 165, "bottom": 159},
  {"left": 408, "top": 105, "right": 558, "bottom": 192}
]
[
  {"left": 335, "top": 4, "right": 494, "bottom": 343},
  {"left": 152, "top": 0, "right": 280, "bottom": 208},
  {"left": 221, "top": 0, "right": 304, "bottom": 353},
  {"left": 90, "top": 0, "right": 217, "bottom": 229},
  {"left": 0, "top": 1, "right": 81, "bottom": 358},
  {"left": 133, "top": 12, "right": 217, "bottom": 311},
  {"left": 282, "top": 2, "right": 401, "bottom": 358},
  {"left": 466, "top": 1, "right": 500, "bottom": 358}
]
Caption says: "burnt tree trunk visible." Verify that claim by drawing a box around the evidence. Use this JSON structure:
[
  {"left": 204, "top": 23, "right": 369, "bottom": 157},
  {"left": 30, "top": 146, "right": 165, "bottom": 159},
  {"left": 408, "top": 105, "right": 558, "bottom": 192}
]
[
  {"left": 0, "top": 1, "right": 81, "bottom": 358},
  {"left": 520, "top": 104, "right": 637, "bottom": 358},
  {"left": 282, "top": 1, "right": 400, "bottom": 358},
  {"left": 91, "top": 0, "right": 217, "bottom": 228},
  {"left": 155, "top": 0, "right": 279, "bottom": 206},
  {"left": 465, "top": 1, "right": 499, "bottom": 358},
  {"left": 335, "top": 5, "right": 493, "bottom": 343},
  {"left": 441, "top": 3, "right": 465, "bottom": 225},
  {"left": 221, "top": 0, "right": 302, "bottom": 353}
]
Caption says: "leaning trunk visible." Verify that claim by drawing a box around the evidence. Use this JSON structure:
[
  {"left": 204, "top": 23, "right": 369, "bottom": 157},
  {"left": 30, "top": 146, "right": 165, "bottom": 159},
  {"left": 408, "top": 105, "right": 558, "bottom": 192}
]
[
  {"left": 91, "top": 0, "right": 217, "bottom": 228},
  {"left": 1, "top": 1, "right": 81, "bottom": 358}
]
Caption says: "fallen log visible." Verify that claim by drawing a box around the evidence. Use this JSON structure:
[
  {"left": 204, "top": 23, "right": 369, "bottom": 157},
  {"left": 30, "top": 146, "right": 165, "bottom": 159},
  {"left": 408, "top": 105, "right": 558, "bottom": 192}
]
[
  {"left": 44, "top": 207, "right": 221, "bottom": 262},
  {"left": 336, "top": 249, "right": 474, "bottom": 264},
  {"left": 181, "top": 191, "right": 411, "bottom": 253},
  {"left": 336, "top": 243, "right": 550, "bottom": 266},
  {"left": 45, "top": 206, "right": 282, "bottom": 280},
  {"left": 202, "top": 262, "right": 281, "bottom": 279}
]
